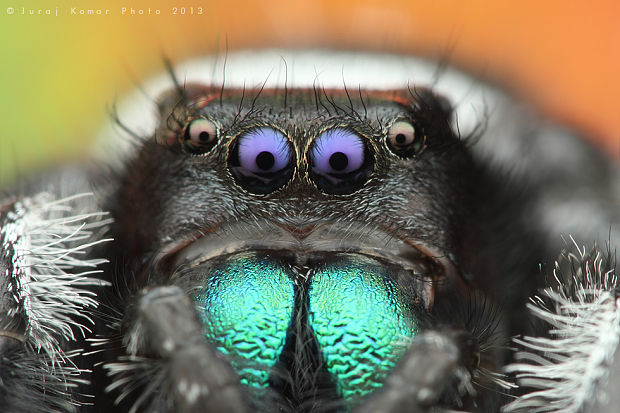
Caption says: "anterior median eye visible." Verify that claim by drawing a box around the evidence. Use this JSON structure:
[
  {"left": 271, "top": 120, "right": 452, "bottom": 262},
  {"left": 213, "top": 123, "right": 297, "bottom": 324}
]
[
  {"left": 309, "top": 129, "right": 373, "bottom": 194},
  {"left": 183, "top": 118, "right": 218, "bottom": 154},
  {"left": 228, "top": 127, "right": 295, "bottom": 194}
]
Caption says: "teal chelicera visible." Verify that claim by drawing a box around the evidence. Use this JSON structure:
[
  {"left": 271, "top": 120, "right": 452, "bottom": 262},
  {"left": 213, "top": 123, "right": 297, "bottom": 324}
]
[
  {"left": 308, "top": 255, "right": 418, "bottom": 400},
  {"left": 196, "top": 253, "right": 295, "bottom": 389},
  {"left": 195, "top": 251, "right": 418, "bottom": 405}
]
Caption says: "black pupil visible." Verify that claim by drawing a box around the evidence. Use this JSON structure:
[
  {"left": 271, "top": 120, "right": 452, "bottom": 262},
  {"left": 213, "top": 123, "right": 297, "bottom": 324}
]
[
  {"left": 198, "top": 131, "right": 210, "bottom": 142},
  {"left": 256, "top": 151, "right": 275, "bottom": 170},
  {"left": 329, "top": 152, "right": 349, "bottom": 171},
  {"left": 395, "top": 133, "right": 407, "bottom": 145}
]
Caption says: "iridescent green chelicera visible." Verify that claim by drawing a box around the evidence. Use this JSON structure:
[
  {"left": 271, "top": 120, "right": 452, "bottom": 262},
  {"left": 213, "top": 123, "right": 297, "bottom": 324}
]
[
  {"left": 195, "top": 252, "right": 418, "bottom": 405},
  {"left": 195, "top": 253, "right": 295, "bottom": 389},
  {"left": 308, "top": 255, "right": 418, "bottom": 402}
]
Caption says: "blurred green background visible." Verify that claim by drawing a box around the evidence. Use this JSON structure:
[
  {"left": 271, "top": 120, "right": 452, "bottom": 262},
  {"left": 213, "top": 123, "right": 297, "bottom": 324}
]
[{"left": 1, "top": 0, "right": 618, "bottom": 185}]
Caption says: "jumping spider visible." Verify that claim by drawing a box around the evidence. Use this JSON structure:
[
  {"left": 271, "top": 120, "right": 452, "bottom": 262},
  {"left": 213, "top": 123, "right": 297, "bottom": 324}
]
[{"left": 1, "top": 50, "right": 618, "bottom": 413}]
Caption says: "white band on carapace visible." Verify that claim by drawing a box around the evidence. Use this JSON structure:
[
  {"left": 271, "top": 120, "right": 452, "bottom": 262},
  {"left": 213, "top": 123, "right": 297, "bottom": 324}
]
[{"left": 93, "top": 49, "right": 504, "bottom": 164}]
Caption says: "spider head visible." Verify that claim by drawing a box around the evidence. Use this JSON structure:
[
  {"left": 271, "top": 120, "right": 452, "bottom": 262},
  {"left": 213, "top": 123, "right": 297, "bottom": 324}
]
[{"left": 109, "top": 84, "right": 528, "bottom": 410}]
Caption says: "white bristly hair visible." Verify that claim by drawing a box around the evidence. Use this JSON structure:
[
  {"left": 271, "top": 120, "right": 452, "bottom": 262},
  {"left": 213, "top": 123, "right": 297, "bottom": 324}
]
[
  {"left": 1, "top": 192, "right": 111, "bottom": 363},
  {"left": 503, "top": 240, "right": 620, "bottom": 413}
]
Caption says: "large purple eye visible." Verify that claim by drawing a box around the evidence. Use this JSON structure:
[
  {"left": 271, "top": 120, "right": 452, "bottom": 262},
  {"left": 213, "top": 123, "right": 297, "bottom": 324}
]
[
  {"left": 228, "top": 127, "right": 295, "bottom": 194},
  {"left": 309, "top": 129, "right": 373, "bottom": 194}
]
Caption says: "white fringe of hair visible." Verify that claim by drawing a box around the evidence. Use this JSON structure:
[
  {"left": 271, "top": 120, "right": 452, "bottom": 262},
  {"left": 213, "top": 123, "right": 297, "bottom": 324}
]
[
  {"left": 503, "top": 240, "right": 619, "bottom": 413},
  {"left": 1, "top": 192, "right": 111, "bottom": 363}
]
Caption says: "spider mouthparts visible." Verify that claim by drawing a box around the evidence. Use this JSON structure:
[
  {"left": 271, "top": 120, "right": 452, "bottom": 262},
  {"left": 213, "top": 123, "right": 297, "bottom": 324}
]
[{"left": 149, "top": 218, "right": 461, "bottom": 408}]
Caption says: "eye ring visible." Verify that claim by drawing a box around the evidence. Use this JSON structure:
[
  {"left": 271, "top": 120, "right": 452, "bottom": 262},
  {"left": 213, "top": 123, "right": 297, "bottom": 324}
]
[
  {"left": 183, "top": 118, "right": 218, "bottom": 154},
  {"left": 386, "top": 121, "right": 425, "bottom": 158}
]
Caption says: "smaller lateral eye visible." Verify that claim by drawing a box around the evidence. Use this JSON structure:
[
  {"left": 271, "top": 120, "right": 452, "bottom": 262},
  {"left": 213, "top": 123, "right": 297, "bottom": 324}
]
[
  {"left": 387, "top": 121, "right": 425, "bottom": 158},
  {"left": 183, "top": 118, "right": 218, "bottom": 154}
]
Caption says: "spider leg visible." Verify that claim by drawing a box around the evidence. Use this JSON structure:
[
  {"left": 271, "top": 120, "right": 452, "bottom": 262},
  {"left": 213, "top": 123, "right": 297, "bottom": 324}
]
[
  {"left": 0, "top": 172, "right": 110, "bottom": 412},
  {"left": 355, "top": 330, "right": 477, "bottom": 413},
  {"left": 106, "top": 285, "right": 248, "bottom": 413}
]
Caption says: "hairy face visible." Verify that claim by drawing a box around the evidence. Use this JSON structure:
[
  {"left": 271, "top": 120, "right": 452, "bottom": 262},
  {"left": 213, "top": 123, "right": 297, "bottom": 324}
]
[
  {"left": 118, "top": 87, "right": 472, "bottom": 254},
  {"left": 104, "top": 84, "right": 530, "bottom": 410}
]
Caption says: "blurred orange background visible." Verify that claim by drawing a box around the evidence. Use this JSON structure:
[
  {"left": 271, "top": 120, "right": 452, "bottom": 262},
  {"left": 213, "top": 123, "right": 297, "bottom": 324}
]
[{"left": 0, "top": 0, "right": 618, "bottom": 183}]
